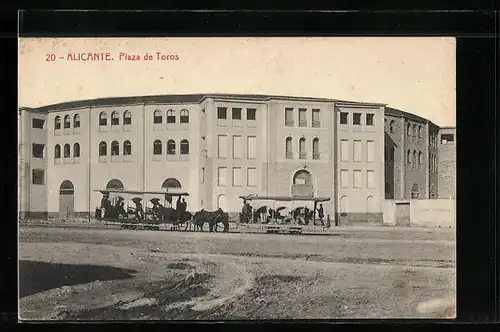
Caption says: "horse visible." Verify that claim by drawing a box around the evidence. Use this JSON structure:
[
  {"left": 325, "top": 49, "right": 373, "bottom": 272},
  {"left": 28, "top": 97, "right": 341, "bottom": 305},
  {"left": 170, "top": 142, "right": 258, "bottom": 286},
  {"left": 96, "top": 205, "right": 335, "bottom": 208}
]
[
  {"left": 161, "top": 207, "right": 193, "bottom": 226},
  {"left": 193, "top": 208, "right": 230, "bottom": 232}
]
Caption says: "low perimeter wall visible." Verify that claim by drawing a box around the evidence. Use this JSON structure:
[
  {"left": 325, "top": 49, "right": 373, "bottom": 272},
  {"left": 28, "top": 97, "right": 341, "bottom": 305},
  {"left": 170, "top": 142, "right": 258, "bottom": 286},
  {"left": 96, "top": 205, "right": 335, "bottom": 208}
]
[{"left": 383, "top": 199, "right": 456, "bottom": 228}]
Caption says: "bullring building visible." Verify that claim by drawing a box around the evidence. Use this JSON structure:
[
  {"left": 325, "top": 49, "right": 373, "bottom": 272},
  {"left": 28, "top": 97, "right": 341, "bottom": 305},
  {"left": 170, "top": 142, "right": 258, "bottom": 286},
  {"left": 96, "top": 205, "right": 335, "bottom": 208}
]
[{"left": 18, "top": 94, "right": 456, "bottom": 224}]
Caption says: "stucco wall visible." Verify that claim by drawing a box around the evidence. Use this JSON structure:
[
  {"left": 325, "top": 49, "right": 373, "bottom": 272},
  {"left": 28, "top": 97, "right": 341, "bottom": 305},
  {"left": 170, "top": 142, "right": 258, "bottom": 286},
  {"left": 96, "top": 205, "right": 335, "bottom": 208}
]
[{"left": 382, "top": 199, "right": 455, "bottom": 228}]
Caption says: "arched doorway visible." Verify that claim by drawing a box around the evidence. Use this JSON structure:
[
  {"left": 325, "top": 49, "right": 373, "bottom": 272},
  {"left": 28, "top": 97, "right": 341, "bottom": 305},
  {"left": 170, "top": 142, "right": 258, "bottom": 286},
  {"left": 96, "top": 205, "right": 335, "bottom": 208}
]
[
  {"left": 411, "top": 183, "right": 420, "bottom": 199},
  {"left": 217, "top": 194, "right": 227, "bottom": 211},
  {"left": 339, "top": 195, "right": 349, "bottom": 224},
  {"left": 59, "top": 180, "right": 75, "bottom": 220},
  {"left": 292, "top": 169, "right": 313, "bottom": 197},
  {"left": 366, "top": 196, "right": 376, "bottom": 222}
]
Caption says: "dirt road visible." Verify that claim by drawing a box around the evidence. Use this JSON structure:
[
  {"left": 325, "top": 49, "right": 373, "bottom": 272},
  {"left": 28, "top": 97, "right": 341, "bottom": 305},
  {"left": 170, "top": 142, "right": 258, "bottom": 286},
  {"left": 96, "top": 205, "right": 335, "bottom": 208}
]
[{"left": 19, "top": 226, "right": 456, "bottom": 320}]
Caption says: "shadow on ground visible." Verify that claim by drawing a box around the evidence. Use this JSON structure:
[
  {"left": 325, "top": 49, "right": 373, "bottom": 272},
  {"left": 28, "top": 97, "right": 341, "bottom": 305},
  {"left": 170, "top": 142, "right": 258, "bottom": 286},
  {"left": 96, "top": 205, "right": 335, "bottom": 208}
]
[{"left": 19, "top": 260, "right": 137, "bottom": 298}]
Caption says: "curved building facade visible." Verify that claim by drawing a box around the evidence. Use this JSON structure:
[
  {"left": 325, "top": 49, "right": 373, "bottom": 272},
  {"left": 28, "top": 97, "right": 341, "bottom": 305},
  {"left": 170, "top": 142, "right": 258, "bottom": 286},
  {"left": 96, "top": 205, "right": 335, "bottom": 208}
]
[{"left": 18, "top": 94, "right": 455, "bottom": 224}]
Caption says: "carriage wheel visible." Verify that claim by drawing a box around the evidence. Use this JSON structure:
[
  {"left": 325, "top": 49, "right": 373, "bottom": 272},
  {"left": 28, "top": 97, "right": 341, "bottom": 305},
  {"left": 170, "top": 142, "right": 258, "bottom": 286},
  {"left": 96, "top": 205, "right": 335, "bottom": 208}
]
[{"left": 184, "top": 220, "right": 190, "bottom": 232}]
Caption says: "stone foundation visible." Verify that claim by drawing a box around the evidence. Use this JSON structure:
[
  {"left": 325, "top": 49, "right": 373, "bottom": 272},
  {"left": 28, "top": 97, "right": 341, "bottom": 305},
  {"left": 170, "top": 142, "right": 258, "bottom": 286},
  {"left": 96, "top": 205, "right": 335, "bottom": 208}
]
[{"left": 335, "top": 213, "right": 384, "bottom": 226}]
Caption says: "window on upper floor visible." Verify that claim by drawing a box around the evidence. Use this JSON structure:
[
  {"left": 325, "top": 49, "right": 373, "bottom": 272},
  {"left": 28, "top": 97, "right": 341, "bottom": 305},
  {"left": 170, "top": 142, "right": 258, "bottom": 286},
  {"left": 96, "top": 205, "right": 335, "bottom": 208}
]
[
  {"left": 233, "top": 135, "right": 243, "bottom": 159},
  {"left": 312, "top": 109, "right": 320, "bottom": 128},
  {"left": 218, "top": 135, "right": 228, "bottom": 159},
  {"left": 247, "top": 167, "right": 257, "bottom": 187},
  {"left": 247, "top": 136, "right": 257, "bottom": 159},
  {"left": 340, "top": 112, "right": 348, "bottom": 125},
  {"left": 32, "top": 143, "right": 45, "bottom": 158},
  {"left": 124, "top": 140, "right": 132, "bottom": 155},
  {"left": 167, "top": 110, "right": 176, "bottom": 123},
  {"left": 54, "top": 116, "right": 61, "bottom": 130},
  {"left": 247, "top": 108, "right": 256, "bottom": 120},
  {"left": 353, "top": 113, "right": 361, "bottom": 125},
  {"left": 153, "top": 140, "right": 162, "bottom": 155},
  {"left": 180, "top": 109, "right": 189, "bottom": 123},
  {"left": 366, "top": 114, "right": 374, "bottom": 126},
  {"left": 32, "top": 118, "right": 45, "bottom": 129},
  {"left": 217, "top": 107, "right": 227, "bottom": 119},
  {"left": 64, "top": 144, "right": 71, "bottom": 158},
  {"left": 366, "top": 140, "right": 375, "bottom": 162},
  {"left": 285, "top": 137, "right": 293, "bottom": 159},
  {"left": 418, "top": 151, "right": 423, "bottom": 166},
  {"left": 353, "top": 170, "right": 362, "bottom": 188},
  {"left": 99, "top": 141, "right": 107, "bottom": 156},
  {"left": 367, "top": 170, "right": 375, "bottom": 189},
  {"left": 153, "top": 110, "right": 163, "bottom": 124},
  {"left": 99, "top": 112, "right": 107, "bottom": 126},
  {"left": 74, "top": 114, "right": 81, "bottom": 128},
  {"left": 123, "top": 110, "right": 132, "bottom": 125},
  {"left": 299, "top": 138, "right": 306, "bottom": 159},
  {"left": 441, "top": 133, "right": 454, "bottom": 144},
  {"left": 412, "top": 124, "right": 417, "bottom": 138},
  {"left": 32, "top": 169, "right": 45, "bottom": 185},
  {"left": 418, "top": 126, "right": 422, "bottom": 138},
  {"left": 340, "top": 169, "right": 349, "bottom": 188},
  {"left": 312, "top": 138, "right": 320, "bottom": 160},
  {"left": 285, "top": 108, "right": 294, "bottom": 126},
  {"left": 406, "top": 123, "right": 411, "bottom": 136},
  {"left": 407, "top": 150, "right": 411, "bottom": 164},
  {"left": 64, "top": 115, "right": 71, "bottom": 129},
  {"left": 340, "top": 139, "right": 349, "bottom": 162},
  {"left": 353, "top": 140, "right": 362, "bottom": 162},
  {"left": 54, "top": 145, "right": 61, "bottom": 159},
  {"left": 180, "top": 139, "right": 189, "bottom": 155},
  {"left": 111, "top": 141, "right": 119, "bottom": 155},
  {"left": 299, "top": 108, "right": 307, "bottom": 127},
  {"left": 389, "top": 120, "right": 395, "bottom": 133},
  {"left": 217, "top": 167, "right": 227, "bottom": 186},
  {"left": 232, "top": 108, "right": 242, "bottom": 120},
  {"left": 232, "top": 167, "right": 243, "bottom": 187},
  {"left": 74, "top": 143, "right": 80, "bottom": 158},
  {"left": 167, "top": 140, "right": 176, "bottom": 154},
  {"left": 111, "top": 111, "right": 120, "bottom": 126}
]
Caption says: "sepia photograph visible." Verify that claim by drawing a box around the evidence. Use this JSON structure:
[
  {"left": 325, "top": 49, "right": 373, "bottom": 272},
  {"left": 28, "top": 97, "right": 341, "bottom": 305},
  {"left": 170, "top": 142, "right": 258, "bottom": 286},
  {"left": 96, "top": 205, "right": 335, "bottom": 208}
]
[{"left": 18, "top": 37, "right": 456, "bottom": 320}]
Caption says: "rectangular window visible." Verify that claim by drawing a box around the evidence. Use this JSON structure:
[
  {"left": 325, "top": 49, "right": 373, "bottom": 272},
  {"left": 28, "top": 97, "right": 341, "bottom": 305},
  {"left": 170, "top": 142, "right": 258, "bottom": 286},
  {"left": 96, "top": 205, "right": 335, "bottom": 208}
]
[
  {"left": 367, "top": 170, "right": 375, "bottom": 189},
  {"left": 32, "top": 143, "right": 45, "bottom": 158},
  {"left": 247, "top": 136, "right": 257, "bottom": 159},
  {"left": 441, "top": 133, "right": 454, "bottom": 144},
  {"left": 353, "top": 140, "right": 362, "bottom": 162},
  {"left": 247, "top": 168, "right": 257, "bottom": 187},
  {"left": 232, "top": 108, "right": 242, "bottom": 120},
  {"left": 218, "top": 135, "right": 228, "bottom": 159},
  {"left": 247, "top": 108, "right": 257, "bottom": 120},
  {"left": 167, "top": 111, "right": 176, "bottom": 123},
  {"left": 32, "top": 118, "right": 45, "bottom": 129},
  {"left": 232, "top": 135, "right": 243, "bottom": 159},
  {"left": 299, "top": 108, "right": 307, "bottom": 127},
  {"left": 312, "top": 109, "right": 320, "bottom": 127},
  {"left": 153, "top": 113, "right": 162, "bottom": 124},
  {"left": 353, "top": 170, "right": 362, "bottom": 188},
  {"left": 366, "top": 140, "right": 375, "bottom": 162},
  {"left": 340, "top": 112, "right": 348, "bottom": 124},
  {"left": 340, "top": 169, "right": 349, "bottom": 188},
  {"left": 217, "top": 107, "right": 227, "bottom": 119},
  {"left": 353, "top": 113, "right": 361, "bottom": 125},
  {"left": 366, "top": 114, "right": 374, "bottom": 126},
  {"left": 285, "top": 108, "right": 294, "bottom": 126},
  {"left": 32, "top": 169, "right": 45, "bottom": 185},
  {"left": 340, "top": 139, "right": 349, "bottom": 162},
  {"left": 217, "top": 167, "right": 227, "bottom": 186},
  {"left": 201, "top": 167, "right": 205, "bottom": 183},
  {"left": 232, "top": 167, "right": 243, "bottom": 187}
]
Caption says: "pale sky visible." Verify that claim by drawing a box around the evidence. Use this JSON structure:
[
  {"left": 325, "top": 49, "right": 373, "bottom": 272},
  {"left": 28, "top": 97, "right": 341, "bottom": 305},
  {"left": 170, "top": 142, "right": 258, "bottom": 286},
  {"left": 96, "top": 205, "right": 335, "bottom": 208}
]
[{"left": 19, "top": 37, "right": 456, "bottom": 126}]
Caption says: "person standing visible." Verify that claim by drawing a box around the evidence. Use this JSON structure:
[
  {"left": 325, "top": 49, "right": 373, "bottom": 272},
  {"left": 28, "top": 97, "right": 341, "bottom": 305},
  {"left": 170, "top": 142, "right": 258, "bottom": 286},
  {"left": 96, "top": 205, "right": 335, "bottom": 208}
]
[{"left": 317, "top": 204, "right": 324, "bottom": 225}]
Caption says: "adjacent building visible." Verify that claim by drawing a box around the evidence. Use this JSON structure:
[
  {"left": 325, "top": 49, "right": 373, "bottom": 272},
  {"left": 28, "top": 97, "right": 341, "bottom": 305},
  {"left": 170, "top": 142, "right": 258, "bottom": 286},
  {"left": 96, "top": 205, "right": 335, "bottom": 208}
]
[{"left": 18, "top": 94, "right": 455, "bottom": 224}]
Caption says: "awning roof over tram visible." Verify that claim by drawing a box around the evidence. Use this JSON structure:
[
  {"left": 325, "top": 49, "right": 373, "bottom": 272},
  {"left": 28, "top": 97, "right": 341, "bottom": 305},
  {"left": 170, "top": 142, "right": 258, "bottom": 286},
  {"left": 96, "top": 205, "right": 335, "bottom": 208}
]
[
  {"left": 94, "top": 189, "right": 190, "bottom": 196},
  {"left": 238, "top": 195, "right": 330, "bottom": 202}
]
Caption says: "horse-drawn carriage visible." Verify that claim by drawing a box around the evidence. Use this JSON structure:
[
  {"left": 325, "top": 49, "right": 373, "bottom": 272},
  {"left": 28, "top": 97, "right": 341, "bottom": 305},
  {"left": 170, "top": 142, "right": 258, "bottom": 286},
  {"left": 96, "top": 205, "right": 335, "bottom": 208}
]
[
  {"left": 239, "top": 195, "right": 331, "bottom": 234},
  {"left": 94, "top": 189, "right": 230, "bottom": 232}
]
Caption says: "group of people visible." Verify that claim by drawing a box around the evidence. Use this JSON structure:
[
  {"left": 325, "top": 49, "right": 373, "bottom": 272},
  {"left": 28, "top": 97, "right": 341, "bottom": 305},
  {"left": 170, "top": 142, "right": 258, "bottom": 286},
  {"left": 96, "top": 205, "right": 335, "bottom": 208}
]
[
  {"left": 240, "top": 200, "right": 325, "bottom": 225},
  {"left": 175, "top": 197, "right": 188, "bottom": 221}
]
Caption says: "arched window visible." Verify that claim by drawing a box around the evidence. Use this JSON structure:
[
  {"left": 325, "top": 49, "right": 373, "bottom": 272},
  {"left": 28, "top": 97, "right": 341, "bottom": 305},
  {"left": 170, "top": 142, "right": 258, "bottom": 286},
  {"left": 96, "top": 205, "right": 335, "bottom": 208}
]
[
  {"left": 64, "top": 115, "right": 71, "bottom": 129},
  {"left": 123, "top": 110, "right": 132, "bottom": 125},
  {"left": 418, "top": 126, "right": 422, "bottom": 138},
  {"left": 389, "top": 147, "right": 395, "bottom": 162},
  {"left": 407, "top": 150, "right": 411, "bottom": 164},
  {"left": 153, "top": 140, "right": 162, "bottom": 155},
  {"left": 59, "top": 180, "right": 74, "bottom": 195},
  {"left": 406, "top": 123, "right": 411, "bottom": 136},
  {"left": 418, "top": 151, "right": 423, "bottom": 166},
  {"left": 217, "top": 194, "right": 227, "bottom": 211},
  {"left": 153, "top": 110, "right": 163, "bottom": 124},
  {"left": 99, "top": 112, "right": 107, "bottom": 126},
  {"left": 64, "top": 144, "right": 71, "bottom": 158},
  {"left": 389, "top": 120, "right": 395, "bottom": 133},
  {"left": 99, "top": 141, "right": 107, "bottom": 156},
  {"left": 299, "top": 137, "right": 306, "bottom": 159},
  {"left": 73, "top": 114, "right": 80, "bottom": 128},
  {"left": 285, "top": 137, "right": 293, "bottom": 159},
  {"left": 312, "top": 138, "right": 320, "bottom": 159},
  {"left": 123, "top": 140, "right": 132, "bottom": 155},
  {"left": 413, "top": 150, "right": 417, "bottom": 170},
  {"left": 180, "top": 139, "right": 189, "bottom": 154},
  {"left": 411, "top": 183, "right": 420, "bottom": 199},
  {"left": 106, "top": 179, "right": 124, "bottom": 190},
  {"left": 73, "top": 143, "right": 80, "bottom": 158},
  {"left": 167, "top": 139, "right": 176, "bottom": 154},
  {"left": 293, "top": 169, "right": 312, "bottom": 185},
  {"left": 340, "top": 196, "right": 348, "bottom": 213},
  {"left": 180, "top": 109, "right": 189, "bottom": 123},
  {"left": 111, "top": 111, "right": 120, "bottom": 125},
  {"left": 54, "top": 144, "right": 61, "bottom": 159},
  {"left": 162, "top": 178, "right": 182, "bottom": 189},
  {"left": 412, "top": 124, "right": 417, "bottom": 138},
  {"left": 54, "top": 116, "right": 61, "bottom": 130},
  {"left": 111, "top": 141, "right": 119, "bottom": 155},
  {"left": 167, "top": 109, "right": 176, "bottom": 123}
]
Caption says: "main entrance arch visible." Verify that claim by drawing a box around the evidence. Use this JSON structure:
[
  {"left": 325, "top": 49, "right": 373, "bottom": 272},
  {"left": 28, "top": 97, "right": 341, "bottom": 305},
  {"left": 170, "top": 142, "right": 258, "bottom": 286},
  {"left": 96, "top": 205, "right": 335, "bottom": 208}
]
[
  {"left": 106, "top": 179, "right": 124, "bottom": 190},
  {"left": 291, "top": 169, "right": 313, "bottom": 197},
  {"left": 59, "top": 180, "right": 75, "bottom": 220},
  {"left": 162, "top": 178, "right": 182, "bottom": 190}
]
